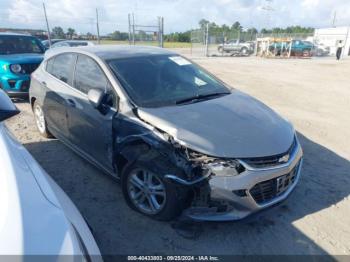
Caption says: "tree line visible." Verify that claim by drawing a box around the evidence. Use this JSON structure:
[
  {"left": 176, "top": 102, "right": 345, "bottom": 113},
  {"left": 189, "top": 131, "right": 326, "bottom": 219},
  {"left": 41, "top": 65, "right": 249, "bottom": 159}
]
[
  {"left": 163, "top": 19, "right": 315, "bottom": 43},
  {"left": 50, "top": 19, "right": 315, "bottom": 42},
  {"left": 51, "top": 26, "right": 95, "bottom": 40}
]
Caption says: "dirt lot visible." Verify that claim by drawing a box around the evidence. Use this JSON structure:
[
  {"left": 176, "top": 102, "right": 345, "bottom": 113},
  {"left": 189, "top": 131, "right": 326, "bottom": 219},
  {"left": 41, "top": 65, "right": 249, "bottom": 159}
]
[{"left": 5, "top": 56, "right": 350, "bottom": 257}]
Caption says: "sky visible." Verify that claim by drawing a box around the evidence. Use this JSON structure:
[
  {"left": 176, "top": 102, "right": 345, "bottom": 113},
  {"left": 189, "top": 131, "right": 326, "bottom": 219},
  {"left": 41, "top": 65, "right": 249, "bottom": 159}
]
[{"left": 0, "top": 0, "right": 350, "bottom": 34}]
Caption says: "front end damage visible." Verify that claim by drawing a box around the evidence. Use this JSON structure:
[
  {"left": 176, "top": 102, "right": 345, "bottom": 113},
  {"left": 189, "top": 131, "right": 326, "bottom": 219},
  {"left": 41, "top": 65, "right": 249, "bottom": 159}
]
[
  {"left": 114, "top": 115, "right": 303, "bottom": 222},
  {"left": 162, "top": 134, "right": 303, "bottom": 222}
]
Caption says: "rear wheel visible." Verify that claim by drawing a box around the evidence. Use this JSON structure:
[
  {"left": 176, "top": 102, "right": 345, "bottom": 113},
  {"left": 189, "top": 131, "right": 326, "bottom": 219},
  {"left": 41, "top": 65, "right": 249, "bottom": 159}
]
[
  {"left": 240, "top": 47, "right": 249, "bottom": 56},
  {"left": 33, "top": 102, "right": 53, "bottom": 138},
  {"left": 121, "top": 160, "right": 188, "bottom": 221}
]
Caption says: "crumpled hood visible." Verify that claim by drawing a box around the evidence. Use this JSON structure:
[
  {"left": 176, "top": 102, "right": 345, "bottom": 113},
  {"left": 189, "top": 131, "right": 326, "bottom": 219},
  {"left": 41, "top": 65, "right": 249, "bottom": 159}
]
[
  {"left": 0, "top": 53, "right": 43, "bottom": 64},
  {"left": 138, "top": 91, "right": 295, "bottom": 158}
]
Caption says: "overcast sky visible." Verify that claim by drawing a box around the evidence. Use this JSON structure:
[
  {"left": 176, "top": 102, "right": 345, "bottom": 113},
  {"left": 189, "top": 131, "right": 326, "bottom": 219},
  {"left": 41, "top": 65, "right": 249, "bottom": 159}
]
[{"left": 0, "top": 0, "right": 350, "bottom": 34}]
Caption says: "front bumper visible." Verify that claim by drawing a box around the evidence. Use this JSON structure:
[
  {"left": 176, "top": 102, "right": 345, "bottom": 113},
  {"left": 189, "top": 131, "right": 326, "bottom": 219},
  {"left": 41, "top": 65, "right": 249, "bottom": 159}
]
[
  {"left": 184, "top": 140, "right": 303, "bottom": 221},
  {"left": 0, "top": 74, "right": 31, "bottom": 96}
]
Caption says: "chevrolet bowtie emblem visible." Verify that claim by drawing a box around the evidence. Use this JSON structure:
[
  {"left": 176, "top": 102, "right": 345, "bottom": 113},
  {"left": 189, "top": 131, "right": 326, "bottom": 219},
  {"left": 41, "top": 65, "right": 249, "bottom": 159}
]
[{"left": 278, "top": 154, "right": 290, "bottom": 163}]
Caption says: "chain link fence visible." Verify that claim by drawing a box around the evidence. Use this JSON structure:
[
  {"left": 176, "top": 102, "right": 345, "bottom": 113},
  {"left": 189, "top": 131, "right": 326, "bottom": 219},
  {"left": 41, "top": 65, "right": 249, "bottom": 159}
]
[
  {"left": 189, "top": 26, "right": 258, "bottom": 57},
  {"left": 188, "top": 25, "right": 348, "bottom": 59},
  {"left": 126, "top": 14, "right": 164, "bottom": 47}
]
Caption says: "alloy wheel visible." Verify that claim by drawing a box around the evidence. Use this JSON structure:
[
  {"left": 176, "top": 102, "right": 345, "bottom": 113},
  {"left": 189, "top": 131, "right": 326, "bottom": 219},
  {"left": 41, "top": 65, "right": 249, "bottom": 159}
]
[
  {"left": 34, "top": 105, "right": 46, "bottom": 134},
  {"left": 127, "top": 168, "right": 167, "bottom": 215}
]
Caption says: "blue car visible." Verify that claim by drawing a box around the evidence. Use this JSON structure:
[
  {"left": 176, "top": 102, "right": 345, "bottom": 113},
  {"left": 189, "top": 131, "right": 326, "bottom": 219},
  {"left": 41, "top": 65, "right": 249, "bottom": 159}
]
[{"left": 0, "top": 33, "right": 45, "bottom": 97}]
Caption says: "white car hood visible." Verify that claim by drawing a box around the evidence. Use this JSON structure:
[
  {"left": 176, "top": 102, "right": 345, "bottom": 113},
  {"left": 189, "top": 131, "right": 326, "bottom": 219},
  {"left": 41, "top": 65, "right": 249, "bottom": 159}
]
[{"left": 0, "top": 124, "right": 80, "bottom": 255}]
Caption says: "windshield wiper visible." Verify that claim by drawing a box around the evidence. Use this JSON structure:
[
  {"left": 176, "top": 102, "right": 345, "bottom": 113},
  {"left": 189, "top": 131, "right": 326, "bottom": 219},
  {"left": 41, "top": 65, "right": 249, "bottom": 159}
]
[{"left": 175, "top": 92, "right": 230, "bottom": 105}]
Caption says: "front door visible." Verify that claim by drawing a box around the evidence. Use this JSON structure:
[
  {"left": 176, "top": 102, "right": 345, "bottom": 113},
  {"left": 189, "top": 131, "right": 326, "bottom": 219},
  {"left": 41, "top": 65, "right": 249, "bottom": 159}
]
[{"left": 66, "top": 54, "right": 117, "bottom": 172}]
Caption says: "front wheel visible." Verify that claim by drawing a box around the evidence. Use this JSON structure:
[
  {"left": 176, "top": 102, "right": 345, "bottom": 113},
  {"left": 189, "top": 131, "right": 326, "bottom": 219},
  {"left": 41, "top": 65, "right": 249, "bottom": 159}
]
[
  {"left": 121, "top": 160, "right": 188, "bottom": 221},
  {"left": 33, "top": 101, "right": 53, "bottom": 138},
  {"left": 303, "top": 49, "right": 311, "bottom": 57}
]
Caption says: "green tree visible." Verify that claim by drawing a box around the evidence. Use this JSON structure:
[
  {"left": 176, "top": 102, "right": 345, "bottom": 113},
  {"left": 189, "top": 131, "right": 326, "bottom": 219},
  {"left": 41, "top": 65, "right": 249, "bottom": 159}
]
[
  {"left": 51, "top": 26, "right": 65, "bottom": 39},
  {"left": 110, "top": 31, "right": 126, "bottom": 40},
  {"left": 67, "top": 28, "right": 75, "bottom": 39},
  {"left": 247, "top": 27, "right": 258, "bottom": 34},
  {"left": 231, "top": 21, "right": 242, "bottom": 32},
  {"left": 199, "top": 19, "right": 209, "bottom": 29}
]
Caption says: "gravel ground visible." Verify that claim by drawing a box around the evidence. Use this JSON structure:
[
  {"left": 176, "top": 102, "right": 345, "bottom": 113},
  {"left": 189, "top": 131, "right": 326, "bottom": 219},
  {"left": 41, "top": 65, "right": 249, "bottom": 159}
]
[{"left": 5, "top": 56, "right": 350, "bottom": 257}]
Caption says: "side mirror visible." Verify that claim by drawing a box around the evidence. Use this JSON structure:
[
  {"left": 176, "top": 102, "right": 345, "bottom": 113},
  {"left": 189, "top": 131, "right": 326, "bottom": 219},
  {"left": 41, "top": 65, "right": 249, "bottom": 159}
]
[
  {"left": 88, "top": 88, "right": 104, "bottom": 109},
  {"left": 0, "top": 90, "right": 20, "bottom": 122}
]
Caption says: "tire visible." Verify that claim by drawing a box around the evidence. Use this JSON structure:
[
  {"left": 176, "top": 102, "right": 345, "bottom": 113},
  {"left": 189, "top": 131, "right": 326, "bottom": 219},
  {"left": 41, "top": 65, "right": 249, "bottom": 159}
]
[
  {"left": 303, "top": 50, "right": 311, "bottom": 57},
  {"left": 33, "top": 101, "right": 53, "bottom": 138},
  {"left": 240, "top": 47, "right": 248, "bottom": 56},
  {"left": 121, "top": 159, "right": 189, "bottom": 221}
]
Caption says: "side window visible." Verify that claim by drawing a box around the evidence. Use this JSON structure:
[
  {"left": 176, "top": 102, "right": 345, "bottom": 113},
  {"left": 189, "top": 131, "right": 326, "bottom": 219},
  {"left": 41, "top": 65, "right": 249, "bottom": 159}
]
[
  {"left": 49, "top": 53, "right": 76, "bottom": 86},
  {"left": 74, "top": 55, "right": 108, "bottom": 94},
  {"left": 46, "top": 57, "right": 55, "bottom": 74}
]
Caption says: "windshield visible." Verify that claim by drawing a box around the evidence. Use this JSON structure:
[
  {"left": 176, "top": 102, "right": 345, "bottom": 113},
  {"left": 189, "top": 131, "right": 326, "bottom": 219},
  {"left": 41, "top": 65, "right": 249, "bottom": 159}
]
[
  {"left": 0, "top": 35, "right": 45, "bottom": 55},
  {"left": 109, "top": 55, "right": 231, "bottom": 108},
  {"left": 69, "top": 42, "right": 88, "bottom": 47}
]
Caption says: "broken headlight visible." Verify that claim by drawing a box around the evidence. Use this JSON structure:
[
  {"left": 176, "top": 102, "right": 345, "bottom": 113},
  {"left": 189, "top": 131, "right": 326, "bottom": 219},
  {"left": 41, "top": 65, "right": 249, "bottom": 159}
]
[{"left": 206, "top": 160, "right": 245, "bottom": 177}]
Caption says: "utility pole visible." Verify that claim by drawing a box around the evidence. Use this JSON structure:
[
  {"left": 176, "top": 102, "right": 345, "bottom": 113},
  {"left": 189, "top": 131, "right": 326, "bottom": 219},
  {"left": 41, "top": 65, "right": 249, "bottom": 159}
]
[
  {"left": 42, "top": 2, "right": 51, "bottom": 47},
  {"left": 158, "top": 16, "right": 164, "bottom": 48},
  {"left": 96, "top": 8, "right": 100, "bottom": 44},
  {"left": 262, "top": 0, "right": 274, "bottom": 32},
  {"left": 205, "top": 23, "right": 209, "bottom": 57},
  {"left": 132, "top": 13, "right": 135, "bottom": 45},
  {"left": 332, "top": 11, "right": 337, "bottom": 27},
  {"left": 128, "top": 13, "right": 131, "bottom": 45}
]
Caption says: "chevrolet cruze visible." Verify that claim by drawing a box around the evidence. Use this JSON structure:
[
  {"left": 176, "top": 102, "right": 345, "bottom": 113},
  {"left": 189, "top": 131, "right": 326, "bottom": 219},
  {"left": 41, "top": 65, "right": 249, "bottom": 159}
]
[{"left": 30, "top": 46, "right": 303, "bottom": 221}]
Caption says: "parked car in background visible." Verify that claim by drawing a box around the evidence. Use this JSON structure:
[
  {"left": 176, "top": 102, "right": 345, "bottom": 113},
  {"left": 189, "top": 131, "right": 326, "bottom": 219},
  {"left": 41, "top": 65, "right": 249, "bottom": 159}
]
[
  {"left": 270, "top": 39, "right": 313, "bottom": 57},
  {"left": 51, "top": 40, "right": 95, "bottom": 48},
  {"left": 30, "top": 46, "right": 303, "bottom": 221},
  {"left": 42, "top": 38, "right": 65, "bottom": 48},
  {"left": 0, "top": 33, "right": 45, "bottom": 97},
  {"left": 312, "top": 42, "right": 330, "bottom": 56},
  {"left": 0, "top": 89, "right": 101, "bottom": 259},
  {"left": 217, "top": 39, "right": 253, "bottom": 56}
]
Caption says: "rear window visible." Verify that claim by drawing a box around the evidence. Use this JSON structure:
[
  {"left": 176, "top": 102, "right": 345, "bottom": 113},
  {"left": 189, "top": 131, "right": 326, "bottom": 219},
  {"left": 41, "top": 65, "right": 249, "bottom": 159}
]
[
  {"left": 0, "top": 35, "right": 44, "bottom": 55},
  {"left": 46, "top": 53, "right": 76, "bottom": 86}
]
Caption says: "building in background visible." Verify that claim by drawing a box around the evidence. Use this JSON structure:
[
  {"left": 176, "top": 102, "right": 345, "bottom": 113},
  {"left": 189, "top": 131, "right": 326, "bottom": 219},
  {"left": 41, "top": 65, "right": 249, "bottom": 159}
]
[{"left": 314, "top": 27, "right": 350, "bottom": 58}]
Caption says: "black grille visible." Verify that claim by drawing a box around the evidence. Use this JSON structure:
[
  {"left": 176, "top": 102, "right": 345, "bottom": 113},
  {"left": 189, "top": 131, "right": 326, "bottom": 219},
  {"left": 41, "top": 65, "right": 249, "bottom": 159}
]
[
  {"left": 20, "top": 80, "right": 30, "bottom": 92},
  {"left": 20, "top": 63, "right": 40, "bottom": 74},
  {"left": 242, "top": 137, "right": 297, "bottom": 168},
  {"left": 249, "top": 160, "right": 300, "bottom": 205}
]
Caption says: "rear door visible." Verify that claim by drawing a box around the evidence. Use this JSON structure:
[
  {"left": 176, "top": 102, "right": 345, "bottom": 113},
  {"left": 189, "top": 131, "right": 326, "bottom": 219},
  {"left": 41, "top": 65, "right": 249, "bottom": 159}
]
[
  {"left": 66, "top": 54, "right": 116, "bottom": 172},
  {"left": 42, "top": 53, "right": 77, "bottom": 139}
]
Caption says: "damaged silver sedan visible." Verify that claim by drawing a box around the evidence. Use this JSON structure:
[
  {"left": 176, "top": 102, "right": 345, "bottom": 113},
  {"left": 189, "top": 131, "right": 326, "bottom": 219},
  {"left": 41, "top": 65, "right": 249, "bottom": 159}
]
[{"left": 29, "top": 46, "right": 303, "bottom": 221}]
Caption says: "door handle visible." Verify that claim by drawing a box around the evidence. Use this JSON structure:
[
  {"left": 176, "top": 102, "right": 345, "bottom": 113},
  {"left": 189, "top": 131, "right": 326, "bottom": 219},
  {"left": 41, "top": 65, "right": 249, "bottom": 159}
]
[
  {"left": 66, "top": 99, "right": 76, "bottom": 108},
  {"left": 41, "top": 81, "right": 47, "bottom": 87}
]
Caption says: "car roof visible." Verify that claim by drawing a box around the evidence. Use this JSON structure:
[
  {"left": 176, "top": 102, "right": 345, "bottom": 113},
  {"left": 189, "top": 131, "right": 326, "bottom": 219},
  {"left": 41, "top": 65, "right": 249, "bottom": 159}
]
[
  {"left": 45, "top": 45, "right": 176, "bottom": 60},
  {"left": 42, "top": 39, "right": 64, "bottom": 42},
  {"left": 0, "top": 32, "right": 32, "bottom": 37},
  {"left": 60, "top": 40, "right": 90, "bottom": 43}
]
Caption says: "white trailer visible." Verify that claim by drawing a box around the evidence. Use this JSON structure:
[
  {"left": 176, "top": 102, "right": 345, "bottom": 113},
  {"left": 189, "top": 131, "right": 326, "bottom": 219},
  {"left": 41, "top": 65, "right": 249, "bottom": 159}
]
[{"left": 314, "top": 27, "right": 350, "bottom": 59}]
